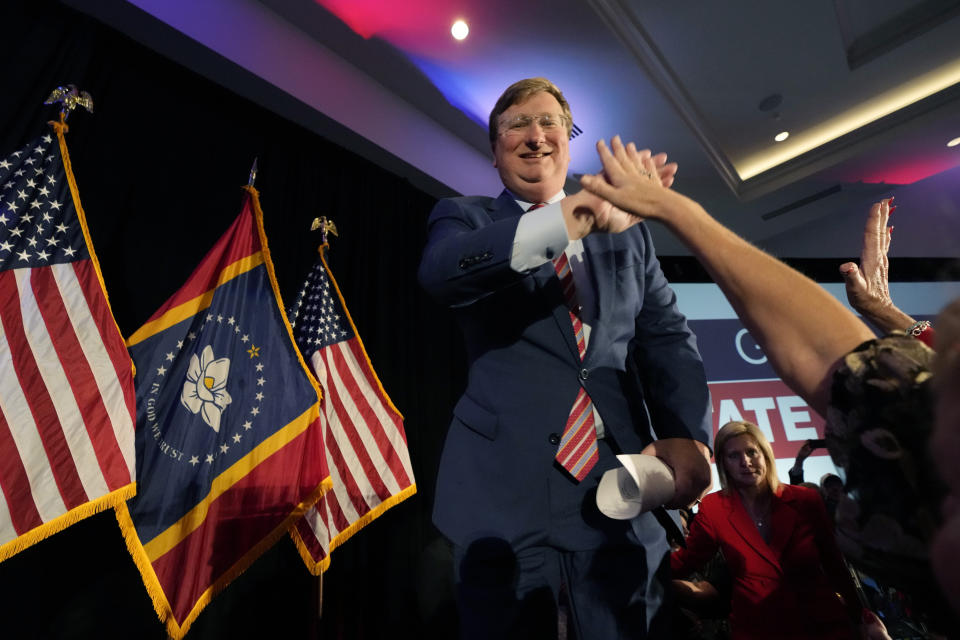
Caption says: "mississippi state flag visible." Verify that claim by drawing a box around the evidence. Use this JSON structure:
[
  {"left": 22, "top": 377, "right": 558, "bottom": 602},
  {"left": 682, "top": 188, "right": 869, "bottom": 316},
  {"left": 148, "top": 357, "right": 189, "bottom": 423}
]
[
  {"left": 0, "top": 121, "right": 135, "bottom": 563},
  {"left": 119, "top": 187, "right": 329, "bottom": 639}
]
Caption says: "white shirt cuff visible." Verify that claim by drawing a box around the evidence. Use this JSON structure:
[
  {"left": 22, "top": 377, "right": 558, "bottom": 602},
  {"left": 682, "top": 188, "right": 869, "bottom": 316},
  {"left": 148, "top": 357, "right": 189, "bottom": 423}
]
[{"left": 510, "top": 202, "right": 569, "bottom": 272}]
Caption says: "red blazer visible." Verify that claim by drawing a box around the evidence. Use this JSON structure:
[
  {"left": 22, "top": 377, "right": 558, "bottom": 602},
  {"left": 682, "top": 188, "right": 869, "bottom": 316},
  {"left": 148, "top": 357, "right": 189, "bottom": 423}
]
[{"left": 672, "top": 484, "right": 860, "bottom": 640}]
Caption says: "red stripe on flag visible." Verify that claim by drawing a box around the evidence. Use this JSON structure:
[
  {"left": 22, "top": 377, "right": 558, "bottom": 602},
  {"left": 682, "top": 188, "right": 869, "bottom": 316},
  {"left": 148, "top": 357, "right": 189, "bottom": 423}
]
[
  {"left": 73, "top": 261, "right": 136, "bottom": 430},
  {"left": 323, "top": 477, "right": 351, "bottom": 534},
  {"left": 324, "top": 348, "right": 392, "bottom": 503},
  {"left": 310, "top": 414, "right": 349, "bottom": 535},
  {"left": 295, "top": 509, "right": 327, "bottom": 561},
  {"left": 343, "top": 338, "right": 412, "bottom": 487},
  {"left": 0, "top": 270, "right": 87, "bottom": 509},
  {"left": 0, "top": 409, "right": 44, "bottom": 535},
  {"left": 320, "top": 403, "right": 375, "bottom": 518},
  {"left": 31, "top": 267, "right": 128, "bottom": 490},
  {"left": 321, "top": 479, "right": 351, "bottom": 534}
]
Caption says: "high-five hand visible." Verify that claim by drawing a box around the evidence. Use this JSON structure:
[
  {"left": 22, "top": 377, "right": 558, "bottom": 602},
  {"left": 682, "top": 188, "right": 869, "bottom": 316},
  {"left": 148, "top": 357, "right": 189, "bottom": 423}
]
[
  {"left": 838, "top": 199, "right": 915, "bottom": 333},
  {"left": 580, "top": 136, "right": 674, "bottom": 222}
]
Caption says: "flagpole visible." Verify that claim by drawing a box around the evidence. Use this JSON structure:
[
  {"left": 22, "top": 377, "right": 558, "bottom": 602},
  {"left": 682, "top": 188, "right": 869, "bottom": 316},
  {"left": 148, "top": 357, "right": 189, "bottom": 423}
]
[{"left": 307, "top": 214, "right": 336, "bottom": 626}]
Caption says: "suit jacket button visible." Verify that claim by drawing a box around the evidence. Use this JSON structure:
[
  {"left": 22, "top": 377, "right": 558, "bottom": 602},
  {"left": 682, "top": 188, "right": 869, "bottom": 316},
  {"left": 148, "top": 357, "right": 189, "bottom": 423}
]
[
  {"left": 579, "top": 368, "right": 589, "bottom": 381},
  {"left": 548, "top": 433, "right": 561, "bottom": 445}
]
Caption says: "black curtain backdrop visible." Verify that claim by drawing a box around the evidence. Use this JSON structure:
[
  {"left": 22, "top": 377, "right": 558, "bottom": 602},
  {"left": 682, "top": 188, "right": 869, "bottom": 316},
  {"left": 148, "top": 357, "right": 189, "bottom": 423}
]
[
  {"left": 0, "top": 1, "right": 464, "bottom": 638},
  {"left": 3, "top": 2, "right": 957, "bottom": 639}
]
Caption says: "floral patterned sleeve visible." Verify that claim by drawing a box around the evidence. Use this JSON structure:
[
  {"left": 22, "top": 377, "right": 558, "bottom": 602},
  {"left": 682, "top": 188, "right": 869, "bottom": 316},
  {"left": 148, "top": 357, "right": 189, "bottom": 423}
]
[{"left": 825, "top": 333, "right": 942, "bottom": 588}]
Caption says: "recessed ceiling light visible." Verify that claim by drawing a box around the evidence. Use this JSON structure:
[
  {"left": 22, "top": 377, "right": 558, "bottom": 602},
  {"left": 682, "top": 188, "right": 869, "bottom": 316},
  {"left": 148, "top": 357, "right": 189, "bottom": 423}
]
[
  {"left": 451, "top": 20, "right": 469, "bottom": 40},
  {"left": 774, "top": 131, "right": 789, "bottom": 142},
  {"left": 739, "top": 58, "right": 960, "bottom": 179},
  {"left": 948, "top": 136, "right": 960, "bottom": 147}
]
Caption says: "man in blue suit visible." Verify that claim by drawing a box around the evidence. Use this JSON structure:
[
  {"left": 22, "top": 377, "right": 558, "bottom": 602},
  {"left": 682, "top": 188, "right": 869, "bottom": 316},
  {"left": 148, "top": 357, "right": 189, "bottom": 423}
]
[{"left": 418, "top": 77, "right": 713, "bottom": 639}]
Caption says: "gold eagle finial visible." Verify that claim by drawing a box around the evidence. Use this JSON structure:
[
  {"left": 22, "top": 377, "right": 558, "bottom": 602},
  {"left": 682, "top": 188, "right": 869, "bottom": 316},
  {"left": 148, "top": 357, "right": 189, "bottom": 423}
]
[
  {"left": 44, "top": 85, "right": 94, "bottom": 122},
  {"left": 310, "top": 216, "right": 339, "bottom": 244}
]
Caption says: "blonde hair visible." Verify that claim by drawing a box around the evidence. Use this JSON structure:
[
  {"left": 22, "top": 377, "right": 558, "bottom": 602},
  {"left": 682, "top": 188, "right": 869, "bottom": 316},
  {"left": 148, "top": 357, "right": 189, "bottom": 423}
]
[
  {"left": 488, "top": 77, "right": 573, "bottom": 146},
  {"left": 714, "top": 420, "right": 780, "bottom": 494}
]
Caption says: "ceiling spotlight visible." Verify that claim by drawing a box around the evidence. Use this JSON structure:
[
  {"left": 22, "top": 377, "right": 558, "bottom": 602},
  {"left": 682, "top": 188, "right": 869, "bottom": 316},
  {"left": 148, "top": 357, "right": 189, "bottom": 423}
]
[
  {"left": 774, "top": 131, "right": 789, "bottom": 142},
  {"left": 948, "top": 136, "right": 960, "bottom": 147},
  {"left": 451, "top": 20, "right": 469, "bottom": 40}
]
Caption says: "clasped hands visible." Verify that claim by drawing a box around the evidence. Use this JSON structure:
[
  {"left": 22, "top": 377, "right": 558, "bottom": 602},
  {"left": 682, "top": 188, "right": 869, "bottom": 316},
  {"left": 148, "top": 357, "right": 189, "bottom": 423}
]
[{"left": 561, "top": 136, "right": 676, "bottom": 240}]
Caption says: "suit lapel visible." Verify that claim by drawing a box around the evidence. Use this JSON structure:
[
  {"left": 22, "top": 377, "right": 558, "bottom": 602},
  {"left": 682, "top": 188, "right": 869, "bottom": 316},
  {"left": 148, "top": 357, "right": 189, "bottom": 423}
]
[
  {"left": 490, "top": 191, "right": 581, "bottom": 361},
  {"left": 487, "top": 190, "right": 523, "bottom": 221},
  {"left": 581, "top": 233, "right": 615, "bottom": 365},
  {"left": 726, "top": 491, "right": 783, "bottom": 573},
  {"left": 767, "top": 486, "right": 799, "bottom": 561},
  {"left": 532, "top": 254, "right": 579, "bottom": 361}
]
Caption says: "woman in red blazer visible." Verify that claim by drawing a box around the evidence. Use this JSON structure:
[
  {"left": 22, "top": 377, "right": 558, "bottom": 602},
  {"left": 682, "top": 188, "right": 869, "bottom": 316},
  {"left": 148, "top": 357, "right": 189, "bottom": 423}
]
[{"left": 672, "top": 420, "right": 864, "bottom": 639}]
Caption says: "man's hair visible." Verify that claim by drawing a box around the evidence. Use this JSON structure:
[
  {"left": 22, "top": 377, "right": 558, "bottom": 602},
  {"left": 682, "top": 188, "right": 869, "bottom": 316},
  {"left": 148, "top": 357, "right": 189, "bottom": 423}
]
[
  {"left": 714, "top": 420, "right": 781, "bottom": 494},
  {"left": 487, "top": 77, "right": 573, "bottom": 146}
]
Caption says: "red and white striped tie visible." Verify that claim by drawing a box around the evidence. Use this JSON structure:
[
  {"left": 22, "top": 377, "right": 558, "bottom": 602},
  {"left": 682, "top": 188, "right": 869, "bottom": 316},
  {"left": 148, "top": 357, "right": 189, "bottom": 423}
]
[{"left": 527, "top": 202, "right": 599, "bottom": 481}]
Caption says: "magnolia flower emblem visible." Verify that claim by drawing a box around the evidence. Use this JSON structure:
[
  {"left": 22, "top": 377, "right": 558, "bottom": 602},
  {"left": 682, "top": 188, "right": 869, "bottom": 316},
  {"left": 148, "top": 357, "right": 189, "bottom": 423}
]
[{"left": 181, "top": 345, "right": 233, "bottom": 432}]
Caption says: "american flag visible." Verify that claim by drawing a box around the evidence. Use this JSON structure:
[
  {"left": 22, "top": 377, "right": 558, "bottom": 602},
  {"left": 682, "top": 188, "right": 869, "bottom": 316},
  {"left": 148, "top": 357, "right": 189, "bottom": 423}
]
[
  {"left": 0, "top": 124, "right": 136, "bottom": 562},
  {"left": 288, "top": 248, "right": 415, "bottom": 571}
]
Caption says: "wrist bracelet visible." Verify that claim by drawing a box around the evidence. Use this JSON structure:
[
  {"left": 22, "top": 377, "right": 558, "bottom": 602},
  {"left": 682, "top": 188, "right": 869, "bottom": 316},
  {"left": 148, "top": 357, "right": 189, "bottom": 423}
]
[{"left": 906, "top": 320, "right": 931, "bottom": 337}]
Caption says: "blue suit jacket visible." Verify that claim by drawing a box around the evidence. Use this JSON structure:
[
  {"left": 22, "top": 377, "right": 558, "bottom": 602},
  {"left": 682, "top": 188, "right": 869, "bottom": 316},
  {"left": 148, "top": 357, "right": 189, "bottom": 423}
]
[{"left": 419, "top": 191, "right": 712, "bottom": 551}]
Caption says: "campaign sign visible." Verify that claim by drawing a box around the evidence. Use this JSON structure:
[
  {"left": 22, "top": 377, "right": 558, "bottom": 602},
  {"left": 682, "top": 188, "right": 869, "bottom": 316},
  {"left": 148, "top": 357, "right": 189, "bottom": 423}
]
[
  {"left": 708, "top": 379, "right": 822, "bottom": 461},
  {"left": 675, "top": 282, "right": 956, "bottom": 487},
  {"left": 688, "top": 318, "right": 832, "bottom": 480}
]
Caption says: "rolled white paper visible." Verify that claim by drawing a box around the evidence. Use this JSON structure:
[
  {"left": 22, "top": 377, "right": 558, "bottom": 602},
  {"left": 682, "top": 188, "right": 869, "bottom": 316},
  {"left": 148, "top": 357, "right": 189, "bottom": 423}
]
[{"left": 596, "top": 454, "right": 676, "bottom": 520}]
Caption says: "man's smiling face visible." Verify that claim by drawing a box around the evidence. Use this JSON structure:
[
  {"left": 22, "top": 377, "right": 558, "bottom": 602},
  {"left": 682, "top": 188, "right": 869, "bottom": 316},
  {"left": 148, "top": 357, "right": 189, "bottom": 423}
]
[{"left": 492, "top": 91, "right": 571, "bottom": 203}]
